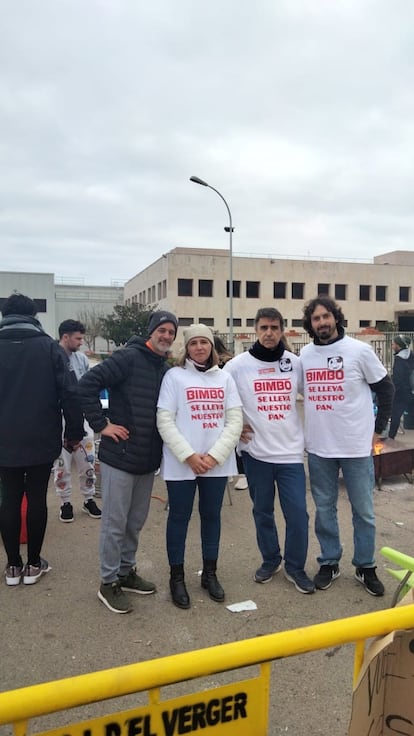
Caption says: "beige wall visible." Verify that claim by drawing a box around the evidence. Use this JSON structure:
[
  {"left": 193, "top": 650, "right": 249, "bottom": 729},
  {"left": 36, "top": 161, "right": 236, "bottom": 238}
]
[{"left": 124, "top": 247, "right": 414, "bottom": 354}]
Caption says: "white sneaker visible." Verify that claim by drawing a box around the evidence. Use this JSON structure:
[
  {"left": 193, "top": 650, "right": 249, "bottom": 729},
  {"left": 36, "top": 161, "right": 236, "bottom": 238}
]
[{"left": 234, "top": 475, "right": 248, "bottom": 490}]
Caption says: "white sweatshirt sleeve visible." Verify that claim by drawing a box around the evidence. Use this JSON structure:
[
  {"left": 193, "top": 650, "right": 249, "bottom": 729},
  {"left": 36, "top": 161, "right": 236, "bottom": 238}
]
[
  {"left": 157, "top": 408, "right": 195, "bottom": 463},
  {"left": 207, "top": 406, "right": 243, "bottom": 465}
]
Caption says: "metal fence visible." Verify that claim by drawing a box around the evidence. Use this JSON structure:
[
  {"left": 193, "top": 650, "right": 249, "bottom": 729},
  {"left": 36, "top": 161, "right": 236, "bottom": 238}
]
[
  {"left": 1, "top": 603, "right": 414, "bottom": 735},
  {"left": 225, "top": 332, "right": 414, "bottom": 374}
]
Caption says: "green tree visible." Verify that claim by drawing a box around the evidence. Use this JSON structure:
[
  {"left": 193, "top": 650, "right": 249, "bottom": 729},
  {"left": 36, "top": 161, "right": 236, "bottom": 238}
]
[{"left": 100, "top": 303, "right": 156, "bottom": 346}]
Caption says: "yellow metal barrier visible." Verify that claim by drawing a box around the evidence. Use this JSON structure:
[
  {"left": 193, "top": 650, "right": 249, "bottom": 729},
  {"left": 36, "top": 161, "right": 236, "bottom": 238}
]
[{"left": 1, "top": 604, "right": 414, "bottom": 734}]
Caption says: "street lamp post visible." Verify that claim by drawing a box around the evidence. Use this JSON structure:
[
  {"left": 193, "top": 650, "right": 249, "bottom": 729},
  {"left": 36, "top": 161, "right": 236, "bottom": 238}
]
[{"left": 189, "top": 176, "right": 234, "bottom": 353}]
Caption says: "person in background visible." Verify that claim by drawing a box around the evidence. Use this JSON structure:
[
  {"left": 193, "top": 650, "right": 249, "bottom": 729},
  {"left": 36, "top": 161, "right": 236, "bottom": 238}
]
[
  {"left": 213, "top": 335, "right": 248, "bottom": 491},
  {"left": 157, "top": 324, "right": 242, "bottom": 609},
  {"left": 53, "top": 319, "right": 101, "bottom": 522},
  {"left": 0, "top": 294, "right": 83, "bottom": 586},
  {"left": 224, "top": 307, "right": 315, "bottom": 594},
  {"left": 388, "top": 334, "right": 414, "bottom": 440},
  {"left": 78, "top": 310, "right": 178, "bottom": 614},
  {"left": 301, "top": 296, "right": 394, "bottom": 596}
]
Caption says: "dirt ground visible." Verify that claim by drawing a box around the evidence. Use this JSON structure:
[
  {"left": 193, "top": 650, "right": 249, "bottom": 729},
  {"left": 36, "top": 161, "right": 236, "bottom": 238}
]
[{"left": 1, "top": 429, "right": 414, "bottom": 735}]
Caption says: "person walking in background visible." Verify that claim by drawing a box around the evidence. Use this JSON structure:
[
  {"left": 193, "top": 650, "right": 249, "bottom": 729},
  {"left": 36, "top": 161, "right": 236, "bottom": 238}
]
[
  {"left": 388, "top": 334, "right": 414, "bottom": 440},
  {"left": 0, "top": 294, "right": 84, "bottom": 586},
  {"left": 301, "top": 296, "right": 394, "bottom": 596},
  {"left": 78, "top": 310, "right": 178, "bottom": 614},
  {"left": 157, "top": 324, "right": 242, "bottom": 609},
  {"left": 53, "top": 319, "right": 101, "bottom": 522},
  {"left": 213, "top": 335, "right": 248, "bottom": 491},
  {"left": 224, "top": 307, "right": 315, "bottom": 594}
]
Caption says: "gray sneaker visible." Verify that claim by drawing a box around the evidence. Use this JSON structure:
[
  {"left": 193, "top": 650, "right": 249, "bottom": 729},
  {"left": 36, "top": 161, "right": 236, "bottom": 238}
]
[
  {"left": 118, "top": 568, "right": 156, "bottom": 595},
  {"left": 98, "top": 581, "right": 132, "bottom": 613},
  {"left": 23, "top": 558, "right": 51, "bottom": 585},
  {"left": 5, "top": 565, "right": 23, "bottom": 586}
]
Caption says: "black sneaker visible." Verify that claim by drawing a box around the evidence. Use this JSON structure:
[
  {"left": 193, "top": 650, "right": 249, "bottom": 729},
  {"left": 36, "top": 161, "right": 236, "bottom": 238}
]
[
  {"left": 254, "top": 562, "right": 282, "bottom": 584},
  {"left": 355, "top": 567, "right": 385, "bottom": 596},
  {"left": 83, "top": 499, "right": 102, "bottom": 518},
  {"left": 314, "top": 564, "right": 340, "bottom": 590},
  {"left": 59, "top": 502, "right": 74, "bottom": 523},
  {"left": 98, "top": 582, "right": 132, "bottom": 613},
  {"left": 284, "top": 569, "right": 315, "bottom": 594}
]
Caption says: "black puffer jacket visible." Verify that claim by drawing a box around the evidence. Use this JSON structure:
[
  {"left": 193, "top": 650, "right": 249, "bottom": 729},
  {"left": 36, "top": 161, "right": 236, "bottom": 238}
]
[
  {"left": 78, "top": 336, "right": 170, "bottom": 474},
  {"left": 0, "top": 314, "right": 84, "bottom": 466}
]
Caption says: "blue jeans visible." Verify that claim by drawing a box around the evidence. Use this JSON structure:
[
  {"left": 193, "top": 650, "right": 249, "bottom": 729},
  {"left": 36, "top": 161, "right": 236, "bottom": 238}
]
[
  {"left": 166, "top": 476, "right": 227, "bottom": 565},
  {"left": 307, "top": 453, "right": 376, "bottom": 568},
  {"left": 241, "top": 453, "right": 309, "bottom": 574}
]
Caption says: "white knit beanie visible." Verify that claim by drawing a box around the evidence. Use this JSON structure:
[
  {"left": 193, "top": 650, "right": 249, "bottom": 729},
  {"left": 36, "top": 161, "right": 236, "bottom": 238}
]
[{"left": 183, "top": 323, "right": 214, "bottom": 347}]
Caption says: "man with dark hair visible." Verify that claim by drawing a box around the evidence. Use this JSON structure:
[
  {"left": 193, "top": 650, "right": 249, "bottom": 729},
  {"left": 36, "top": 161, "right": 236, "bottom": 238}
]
[
  {"left": 224, "top": 306, "right": 314, "bottom": 594},
  {"left": 78, "top": 309, "right": 178, "bottom": 613},
  {"left": 53, "top": 319, "right": 101, "bottom": 522},
  {"left": 301, "top": 296, "right": 394, "bottom": 596},
  {"left": 0, "top": 294, "right": 83, "bottom": 586},
  {"left": 388, "top": 334, "right": 414, "bottom": 440}
]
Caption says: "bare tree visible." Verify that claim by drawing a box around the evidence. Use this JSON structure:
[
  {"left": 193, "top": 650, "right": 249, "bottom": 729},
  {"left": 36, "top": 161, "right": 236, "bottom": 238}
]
[{"left": 76, "top": 307, "right": 106, "bottom": 352}]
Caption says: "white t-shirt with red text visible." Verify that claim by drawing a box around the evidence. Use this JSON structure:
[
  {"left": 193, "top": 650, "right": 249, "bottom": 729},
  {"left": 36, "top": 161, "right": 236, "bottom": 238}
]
[
  {"left": 224, "top": 350, "right": 304, "bottom": 464},
  {"left": 300, "top": 335, "right": 386, "bottom": 457},
  {"left": 157, "top": 362, "right": 241, "bottom": 480}
]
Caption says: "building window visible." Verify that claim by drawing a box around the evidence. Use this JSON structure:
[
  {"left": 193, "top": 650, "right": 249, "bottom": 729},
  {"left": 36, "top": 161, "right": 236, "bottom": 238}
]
[
  {"left": 151, "top": 285, "right": 155, "bottom": 302},
  {"left": 291, "top": 283, "right": 304, "bottom": 300},
  {"left": 375, "top": 320, "right": 388, "bottom": 330},
  {"left": 246, "top": 281, "right": 260, "bottom": 298},
  {"left": 246, "top": 318, "right": 255, "bottom": 327},
  {"left": 226, "top": 281, "right": 241, "bottom": 298},
  {"left": 317, "top": 283, "right": 330, "bottom": 295},
  {"left": 178, "top": 317, "right": 193, "bottom": 326},
  {"left": 227, "top": 318, "right": 242, "bottom": 327},
  {"left": 199, "top": 317, "right": 214, "bottom": 326},
  {"left": 360, "top": 285, "right": 371, "bottom": 301},
  {"left": 359, "top": 320, "right": 371, "bottom": 328},
  {"left": 198, "top": 279, "right": 213, "bottom": 297},
  {"left": 157, "top": 282, "right": 162, "bottom": 300},
  {"left": 162, "top": 280, "right": 167, "bottom": 299},
  {"left": 376, "top": 285, "right": 387, "bottom": 302},
  {"left": 273, "top": 282, "right": 286, "bottom": 299},
  {"left": 400, "top": 286, "right": 410, "bottom": 302},
  {"left": 291, "top": 319, "right": 303, "bottom": 328},
  {"left": 335, "top": 284, "right": 347, "bottom": 300},
  {"left": 178, "top": 279, "right": 193, "bottom": 297}
]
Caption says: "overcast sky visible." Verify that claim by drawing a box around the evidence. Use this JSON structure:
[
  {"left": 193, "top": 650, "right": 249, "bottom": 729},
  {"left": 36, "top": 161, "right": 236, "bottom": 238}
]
[{"left": 1, "top": 1, "right": 413, "bottom": 285}]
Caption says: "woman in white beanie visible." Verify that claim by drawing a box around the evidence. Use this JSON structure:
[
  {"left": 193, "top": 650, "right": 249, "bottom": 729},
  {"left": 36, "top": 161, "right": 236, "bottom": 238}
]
[{"left": 157, "top": 324, "right": 243, "bottom": 609}]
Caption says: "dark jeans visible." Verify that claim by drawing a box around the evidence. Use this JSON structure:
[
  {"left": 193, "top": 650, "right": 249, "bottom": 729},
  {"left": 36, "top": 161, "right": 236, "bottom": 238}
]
[
  {"left": 166, "top": 476, "right": 227, "bottom": 565},
  {"left": 0, "top": 464, "right": 52, "bottom": 567},
  {"left": 241, "top": 452, "right": 309, "bottom": 574},
  {"left": 389, "top": 394, "right": 410, "bottom": 439}
]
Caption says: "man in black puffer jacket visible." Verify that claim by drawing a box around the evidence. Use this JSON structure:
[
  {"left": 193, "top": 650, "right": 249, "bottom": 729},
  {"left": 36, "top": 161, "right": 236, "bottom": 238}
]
[
  {"left": 0, "top": 293, "right": 84, "bottom": 588},
  {"left": 78, "top": 310, "right": 178, "bottom": 614}
]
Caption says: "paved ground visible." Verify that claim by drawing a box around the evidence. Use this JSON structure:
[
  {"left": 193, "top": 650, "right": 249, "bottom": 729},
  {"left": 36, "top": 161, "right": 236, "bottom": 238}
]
[{"left": 1, "top": 429, "right": 414, "bottom": 735}]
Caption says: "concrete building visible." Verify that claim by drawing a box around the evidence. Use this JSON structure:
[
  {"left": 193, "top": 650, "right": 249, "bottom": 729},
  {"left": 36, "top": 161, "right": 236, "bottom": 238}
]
[
  {"left": 124, "top": 247, "right": 414, "bottom": 354},
  {"left": 0, "top": 272, "right": 123, "bottom": 349}
]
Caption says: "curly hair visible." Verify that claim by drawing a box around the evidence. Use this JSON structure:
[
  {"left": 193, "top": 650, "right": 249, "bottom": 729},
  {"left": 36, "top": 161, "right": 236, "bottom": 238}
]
[{"left": 302, "top": 296, "right": 345, "bottom": 338}]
